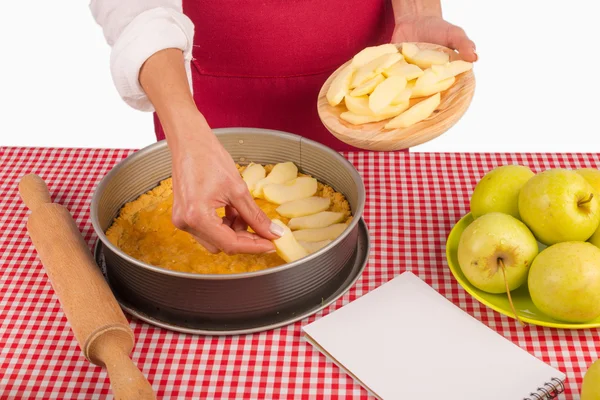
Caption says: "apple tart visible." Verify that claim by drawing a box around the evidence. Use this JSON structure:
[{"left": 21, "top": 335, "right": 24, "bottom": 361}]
[{"left": 105, "top": 162, "right": 352, "bottom": 274}]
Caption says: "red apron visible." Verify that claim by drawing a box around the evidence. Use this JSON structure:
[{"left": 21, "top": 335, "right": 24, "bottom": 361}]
[{"left": 154, "top": 0, "right": 396, "bottom": 152}]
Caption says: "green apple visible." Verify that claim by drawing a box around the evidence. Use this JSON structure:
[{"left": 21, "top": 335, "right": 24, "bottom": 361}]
[
  {"left": 577, "top": 168, "right": 600, "bottom": 249},
  {"left": 590, "top": 228, "right": 600, "bottom": 249},
  {"left": 577, "top": 168, "right": 600, "bottom": 192},
  {"left": 518, "top": 168, "right": 600, "bottom": 245},
  {"left": 528, "top": 241, "right": 600, "bottom": 323},
  {"left": 470, "top": 165, "right": 535, "bottom": 219},
  {"left": 458, "top": 212, "right": 538, "bottom": 293},
  {"left": 582, "top": 359, "right": 600, "bottom": 400},
  {"left": 458, "top": 212, "right": 538, "bottom": 324}
]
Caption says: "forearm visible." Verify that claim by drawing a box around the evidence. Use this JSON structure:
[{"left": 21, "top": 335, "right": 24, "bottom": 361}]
[
  {"left": 139, "top": 48, "right": 209, "bottom": 148},
  {"left": 391, "top": 0, "right": 442, "bottom": 22}
]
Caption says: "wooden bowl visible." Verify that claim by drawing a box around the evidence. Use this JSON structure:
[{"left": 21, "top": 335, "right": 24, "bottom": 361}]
[{"left": 317, "top": 43, "right": 475, "bottom": 151}]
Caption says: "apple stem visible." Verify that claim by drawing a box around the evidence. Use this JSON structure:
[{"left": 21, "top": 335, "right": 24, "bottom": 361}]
[
  {"left": 498, "top": 258, "right": 525, "bottom": 327},
  {"left": 578, "top": 193, "right": 594, "bottom": 207}
]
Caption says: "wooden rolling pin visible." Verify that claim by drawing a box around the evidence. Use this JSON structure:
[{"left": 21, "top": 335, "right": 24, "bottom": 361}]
[{"left": 19, "top": 174, "right": 155, "bottom": 400}]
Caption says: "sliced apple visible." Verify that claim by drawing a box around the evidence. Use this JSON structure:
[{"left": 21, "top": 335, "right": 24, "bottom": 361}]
[
  {"left": 431, "top": 63, "right": 448, "bottom": 75},
  {"left": 369, "top": 76, "right": 407, "bottom": 113},
  {"left": 351, "top": 44, "right": 399, "bottom": 68},
  {"left": 345, "top": 95, "right": 410, "bottom": 118},
  {"left": 391, "top": 88, "right": 412, "bottom": 106},
  {"left": 271, "top": 219, "right": 309, "bottom": 263},
  {"left": 430, "top": 60, "right": 473, "bottom": 81},
  {"left": 263, "top": 177, "right": 318, "bottom": 205},
  {"left": 288, "top": 211, "right": 345, "bottom": 230},
  {"left": 401, "top": 43, "right": 420, "bottom": 59},
  {"left": 384, "top": 62, "right": 424, "bottom": 81},
  {"left": 411, "top": 76, "right": 455, "bottom": 98},
  {"left": 384, "top": 92, "right": 441, "bottom": 129},
  {"left": 341, "top": 112, "right": 384, "bottom": 125},
  {"left": 340, "top": 102, "right": 409, "bottom": 125},
  {"left": 242, "top": 163, "right": 266, "bottom": 191},
  {"left": 267, "top": 161, "right": 298, "bottom": 182},
  {"left": 276, "top": 196, "right": 331, "bottom": 218},
  {"left": 448, "top": 60, "right": 473, "bottom": 76},
  {"left": 349, "top": 74, "right": 385, "bottom": 96},
  {"left": 408, "top": 49, "right": 450, "bottom": 69},
  {"left": 253, "top": 161, "right": 298, "bottom": 198},
  {"left": 326, "top": 65, "right": 355, "bottom": 107},
  {"left": 293, "top": 223, "right": 348, "bottom": 242},
  {"left": 299, "top": 239, "right": 332, "bottom": 254},
  {"left": 351, "top": 53, "right": 403, "bottom": 88},
  {"left": 344, "top": 95, "right": 372, "bottom": 116},
  {"left": 414, "top": 69, "right": 440, "bottom": 89}
]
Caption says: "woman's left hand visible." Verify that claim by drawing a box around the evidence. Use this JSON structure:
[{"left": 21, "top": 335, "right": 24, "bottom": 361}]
[{"left": 392, "top": 16, "right": 477, "bottom": 62}]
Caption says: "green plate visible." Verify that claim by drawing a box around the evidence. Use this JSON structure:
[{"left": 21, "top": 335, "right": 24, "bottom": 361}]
[{"left": 446, "top": 213, "right": 600, "bottom": 329}]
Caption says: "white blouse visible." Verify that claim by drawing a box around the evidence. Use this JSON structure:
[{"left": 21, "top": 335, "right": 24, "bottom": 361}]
[{"left": 89, "top": 0, "right": 195, "bottom": 112}]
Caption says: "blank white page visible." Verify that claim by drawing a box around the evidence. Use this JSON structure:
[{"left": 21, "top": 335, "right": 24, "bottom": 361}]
[{"left": 302, "top": 271, "right": 565, "bottom": 400}]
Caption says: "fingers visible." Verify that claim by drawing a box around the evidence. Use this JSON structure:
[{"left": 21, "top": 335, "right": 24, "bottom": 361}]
[
  {"left": 174, "top": 203, "right": 275, "bottom": 255},
  {"left": 208, "top": 222, "right": 276, "bottom": 255},
  {"left": 229, "top": 186, "right": 284, "bottom": 240},
  {"left": 191, "top": 234, "right": 220, "bottom": 254},
  {"left": 448, "top": 25, "right": 478, "bottom": 62},
  {"left": 224, "top": 205, "right": 248, "bottom": 232}
]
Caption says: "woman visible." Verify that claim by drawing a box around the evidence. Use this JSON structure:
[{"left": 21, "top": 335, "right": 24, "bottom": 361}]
[{"left": 90, "top": 0, "right": 476, "bottom": 255}]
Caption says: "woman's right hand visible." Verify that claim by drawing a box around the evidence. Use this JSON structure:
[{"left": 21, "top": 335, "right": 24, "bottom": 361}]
[
  {"left": 168, "top": 113, "right": 283, "bottom": 254},
  {"left": 139, "top": 49, "right": 283, "bottom": 255}
]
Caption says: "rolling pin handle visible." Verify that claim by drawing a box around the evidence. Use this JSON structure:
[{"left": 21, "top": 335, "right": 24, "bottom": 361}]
[
  {"left": 91, "top": 334, "right": 156, "bottom": 400},
  {"left": 19, "top": 174, "right": 53, "bottom": 212}
]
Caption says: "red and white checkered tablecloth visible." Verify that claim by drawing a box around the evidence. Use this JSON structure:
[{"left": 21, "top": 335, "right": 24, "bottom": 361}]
[{"left": 1, "top": 146, "right": 599, "bottom": 399}]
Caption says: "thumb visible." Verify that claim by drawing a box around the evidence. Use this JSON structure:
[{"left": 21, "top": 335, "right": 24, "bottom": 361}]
[
  {"left": 230, "top": 189, "right": 284, "bottom": 240},
  {"left": 447, "top": 25, "right": 478, "bottom": 62}
]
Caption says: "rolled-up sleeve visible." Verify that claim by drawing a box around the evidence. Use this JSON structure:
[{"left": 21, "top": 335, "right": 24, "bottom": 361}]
[{"left": 90, "top": 0, "right": 195, "bottom": 111}]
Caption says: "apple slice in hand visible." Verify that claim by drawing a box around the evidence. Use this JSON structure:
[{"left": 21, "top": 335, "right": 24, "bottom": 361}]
[
  {"left": 271, "top": 219, "right": 309, "bottom": 263},
  {"left": 288, "top": 211, "right": 344, "bottom": 230},
  {"left": 351, "top": 53, "right": 403, "bottom": 88},
  {"left": 351, "top": 44, "right": 399, "bottom": 68},
  {"left": 276, "top": 196, "right": 331, "bottom": 218},
  {"left": 369, "top": 76, "right": 407, "bottom": 113},
  {"left": 293, "top": 223, "right": 348, "bottom": 242},
  {"left": 263, "top": 177, "right": 318, "bottom": 205},
  {"left": 242, "top": 163, "right": 266, "bottom": 191},
  {"left": 326, "top": 65, "right": 355, "bottom": 107},
  {"left": 384, "top": 92, "right": 441, "bottom": 129},
  {"left": 298, "top": 239, "right": 332, "bottom": 254},
  {"left": 253, "top": 161, "right": 298, "bottom": 198},
  {"left": 350, "top": 74, "right": 385, "bottom": 96}
]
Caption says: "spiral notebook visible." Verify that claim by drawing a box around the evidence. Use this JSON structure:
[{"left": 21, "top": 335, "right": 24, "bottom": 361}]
[{"left": 302, "top": 272, "right": 566, "bottom": 400}]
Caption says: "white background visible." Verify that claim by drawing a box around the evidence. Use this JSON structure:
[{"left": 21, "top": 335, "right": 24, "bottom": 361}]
[{"left": 2, "top": 0, "right": 599, "bottom": 152}]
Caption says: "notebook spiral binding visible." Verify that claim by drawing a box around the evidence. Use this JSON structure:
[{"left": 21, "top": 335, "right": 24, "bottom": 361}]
[{"left": 523, "top": 378, "right": 565, "bottom": 400}]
